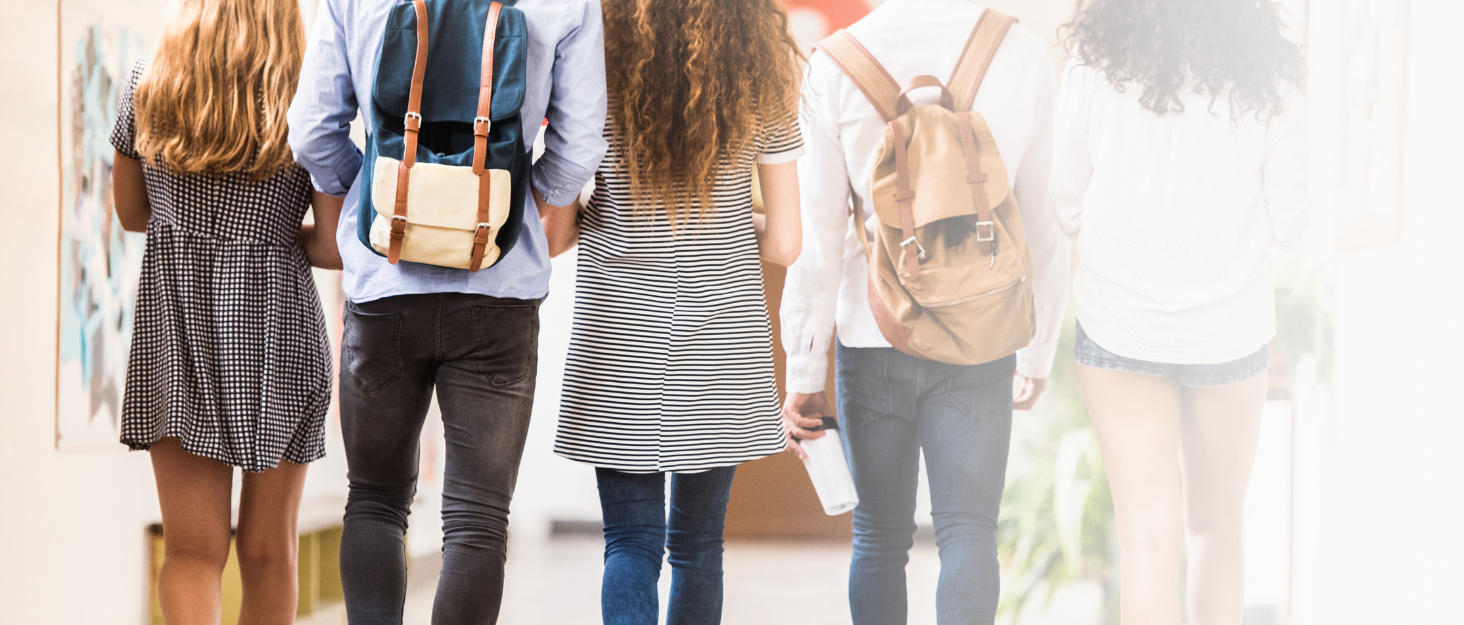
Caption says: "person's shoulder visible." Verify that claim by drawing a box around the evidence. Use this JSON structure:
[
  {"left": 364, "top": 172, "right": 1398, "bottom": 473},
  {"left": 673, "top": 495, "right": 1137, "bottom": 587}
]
[{"left": 996, "top": 16, "right": 1051, "bottom": 65}]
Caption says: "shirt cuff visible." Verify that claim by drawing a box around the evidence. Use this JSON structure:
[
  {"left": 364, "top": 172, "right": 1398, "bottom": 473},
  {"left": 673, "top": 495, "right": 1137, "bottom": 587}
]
[
  {"left": 785, "top": 350, "right": 829, "bottom": 394},
  {"left": 1016, "top": 346, "right": 1056, "bottom": 380},
  {"left": 756, "top": 145, "right": 806, "bottom": 165},
  {"left": 532, "top": 158, "right": 594, "bottom": 207}
]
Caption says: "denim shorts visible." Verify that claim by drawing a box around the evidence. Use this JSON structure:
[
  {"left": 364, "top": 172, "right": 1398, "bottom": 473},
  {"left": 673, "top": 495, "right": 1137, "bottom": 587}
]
[{"left": 1073, "top": 321, "right": 1269, "bottom": 388}]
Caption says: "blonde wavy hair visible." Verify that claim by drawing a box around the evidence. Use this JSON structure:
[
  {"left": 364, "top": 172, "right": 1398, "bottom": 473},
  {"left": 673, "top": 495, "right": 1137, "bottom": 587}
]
[
  {"left": 603, "top": 0, "right": 803, "bottom": 228},
  {"left": 133, "top": 0, "right": 305, "bottom": 180}
]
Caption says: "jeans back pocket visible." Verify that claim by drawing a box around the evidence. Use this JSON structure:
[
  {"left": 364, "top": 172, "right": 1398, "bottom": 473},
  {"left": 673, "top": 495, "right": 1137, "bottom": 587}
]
[{"left": 470, "top": 303, "right": 540, "bottom": 385}]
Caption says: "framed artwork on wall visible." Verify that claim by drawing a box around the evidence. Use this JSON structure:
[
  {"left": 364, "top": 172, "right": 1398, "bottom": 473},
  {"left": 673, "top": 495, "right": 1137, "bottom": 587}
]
[
  {"left": 1333, "top": 0, "right": 1411, "bottom": 250},
  {"left": 55, "top": 0, "right": 166, "bottom": 450}
]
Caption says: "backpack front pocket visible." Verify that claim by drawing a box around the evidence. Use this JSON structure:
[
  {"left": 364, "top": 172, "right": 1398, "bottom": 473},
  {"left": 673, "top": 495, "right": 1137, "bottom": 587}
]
[{"left": 369, "top": 157, "right": 512, "bottom": 269}]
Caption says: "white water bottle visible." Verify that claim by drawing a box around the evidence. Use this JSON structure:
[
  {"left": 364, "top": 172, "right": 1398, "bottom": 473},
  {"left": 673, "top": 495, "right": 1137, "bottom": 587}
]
[{"left": 800, "top": 417, "right": 859, "bottom": 516}]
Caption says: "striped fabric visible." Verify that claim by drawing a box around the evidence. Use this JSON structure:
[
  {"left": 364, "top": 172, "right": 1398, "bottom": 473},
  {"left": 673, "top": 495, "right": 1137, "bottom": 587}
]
[{"left": 554, "top": 114, "right": 805, "bottom": 473}]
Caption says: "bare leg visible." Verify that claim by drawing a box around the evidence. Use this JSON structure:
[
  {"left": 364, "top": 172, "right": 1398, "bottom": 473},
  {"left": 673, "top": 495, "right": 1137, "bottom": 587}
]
[
  {"left": 235, "top": 459, "right": 310, "bottom": 625},
  {"left": 1077, "top": 366, "right": 1185, "bottom": 625},
  {"left": 151, "top": 437, "right": 235, "bottom": 625},
  {"left": 1180, "top": 373, "right": 1268, "bottom": 625}
]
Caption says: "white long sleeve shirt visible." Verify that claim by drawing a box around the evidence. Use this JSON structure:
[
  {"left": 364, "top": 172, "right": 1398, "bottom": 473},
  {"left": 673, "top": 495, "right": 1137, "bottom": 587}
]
[
  {"left": 780, "top": 0, "right": 1071, "bottom": 394},
  {"left": 1050, "top": 60, "right": 1310, "bottom": 364}
]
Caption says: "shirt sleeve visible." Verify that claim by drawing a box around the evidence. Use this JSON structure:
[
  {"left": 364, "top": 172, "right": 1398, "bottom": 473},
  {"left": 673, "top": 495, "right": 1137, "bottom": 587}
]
[
  {"left": 756, "top": 107, "right": 806, "bottom": 165},
  {"left": 287, "top": 0, "right": 362, "bottom": 197},
  {"left": 532, "top": 0, "right": 609, "bottom": 207},
  {"left": 779, "top": 59, "right": 847, "bottom": 394},
  {"left": 1051, "top": 58, "right": 1094, "bottom": 241},
  {"left": 1263, "top": 85, "right": 1311, "bottom": 251},
  {"left": 110, "top": 58, "right": 146, "bottom": 161},
  {"left": 1012, "top": 50, "right": 1071, "bottom": 380}
]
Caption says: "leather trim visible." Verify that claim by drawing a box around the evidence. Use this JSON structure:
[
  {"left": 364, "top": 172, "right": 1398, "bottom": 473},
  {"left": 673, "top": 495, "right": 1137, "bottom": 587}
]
[
  {"left": 889, "top": 119, "right": 920, "bottom": 278},
  {"left": 815, "top": 30, "right": 901, "bottom": 122},
  {"left": 948, "top": 10, "right": 1017, "bottom": 113},
  {"left": 956, "top": 115, "right": 993, "bottom": 256},
  {"left": 390, "top": 0, "right": 430, "bottom": 265},
  {"left": 867, "top": 278, "right": 922, "bottom": 359},
  {"left": 895, "top": 75, "right": 954, "bottom": 116},
  {"left": 469, "top": 1, "right": 503, "bottom": 273}
]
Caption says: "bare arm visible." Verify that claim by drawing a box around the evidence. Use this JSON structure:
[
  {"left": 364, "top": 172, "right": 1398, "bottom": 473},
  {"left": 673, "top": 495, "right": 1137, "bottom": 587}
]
[
  {"left": 112, "top": 151, "right": 152, "bottom": 233},
  {"left": 754, "top": 160, "right": 802, "bottom": 266},
  {"left": 299, "top": 191, "right": 345, "bottom": 270},
  {"left": 538, "top": 186, "right": 581, "bottom": 258}
]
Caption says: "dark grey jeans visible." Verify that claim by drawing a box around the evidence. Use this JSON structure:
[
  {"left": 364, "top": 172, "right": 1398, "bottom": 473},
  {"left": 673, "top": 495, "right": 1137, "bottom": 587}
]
[{"left": 338, "top": 292, "right": 540, "bottom": 625}]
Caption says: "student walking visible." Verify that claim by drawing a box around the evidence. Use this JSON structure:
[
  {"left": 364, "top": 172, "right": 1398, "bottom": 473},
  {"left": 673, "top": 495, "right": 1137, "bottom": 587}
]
[
  {"left": 287, "top": 0, "right": 607, "bottom": 622},
  {"left": 1052, "top": 0, "right": 1310, "bottom": 623},
  {"left": 544, "top": 0, "right": 804, "bottom": 622},
  {"left": 109, "top": 0, "right": 339, "bottom": 622},
  {"left": 780, "top": 1, "right": 1071, "bottom": 623}
]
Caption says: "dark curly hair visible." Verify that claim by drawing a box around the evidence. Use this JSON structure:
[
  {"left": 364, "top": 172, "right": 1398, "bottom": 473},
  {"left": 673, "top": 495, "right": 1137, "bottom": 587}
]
[{"left": 1063, "top": 0, "right": 1306, "bottom": 120}]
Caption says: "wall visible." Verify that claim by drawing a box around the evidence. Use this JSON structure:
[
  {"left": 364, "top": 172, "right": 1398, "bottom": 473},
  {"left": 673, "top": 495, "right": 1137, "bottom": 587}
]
[
  {"left": 0, "top": 2, "right": 156, "bottom": 622},
  {"left": 0, "top": 3, "right": 349, "bottom": 623},
  {"left": 1292, "top": 0, "right": 1464, "bottom": 622}
]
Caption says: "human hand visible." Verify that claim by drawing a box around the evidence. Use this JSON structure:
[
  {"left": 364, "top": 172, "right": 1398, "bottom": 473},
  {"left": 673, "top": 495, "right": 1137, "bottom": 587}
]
[
  {"left": 782, "top": 392, "right": 831, "bottom": 460},
  {"left": 1013, "top": 376, "right": 1047, "bottom": 411}
]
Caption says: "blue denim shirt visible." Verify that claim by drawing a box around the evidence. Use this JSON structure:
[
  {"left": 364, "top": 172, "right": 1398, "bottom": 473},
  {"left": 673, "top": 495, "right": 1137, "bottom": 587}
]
[{"left": 288, "top": 0, "right": 607, "bottom": 303}]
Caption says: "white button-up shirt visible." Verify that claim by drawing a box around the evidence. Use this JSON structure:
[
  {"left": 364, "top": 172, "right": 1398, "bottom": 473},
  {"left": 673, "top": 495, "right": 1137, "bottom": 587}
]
[{"left": 780, "top": 0, "right": 1070, "bottom": 393}]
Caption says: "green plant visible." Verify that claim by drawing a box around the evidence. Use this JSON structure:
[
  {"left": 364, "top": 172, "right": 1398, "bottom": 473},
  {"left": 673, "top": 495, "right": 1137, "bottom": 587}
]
[
  {"left": 1272, "top": 253, "right": 1334, "bottom": 385},
  {"left": 998, "top": 311, "right": 1118, "bottom": 625}
]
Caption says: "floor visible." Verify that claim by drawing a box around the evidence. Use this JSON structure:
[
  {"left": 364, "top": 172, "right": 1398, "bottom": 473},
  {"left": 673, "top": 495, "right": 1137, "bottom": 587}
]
[{"left": 299, "top": 535, "right": 1101, "bottom": 624}]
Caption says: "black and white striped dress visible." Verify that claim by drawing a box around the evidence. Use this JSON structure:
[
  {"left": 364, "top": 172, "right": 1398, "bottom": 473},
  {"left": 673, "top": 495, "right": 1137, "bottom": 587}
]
[
  {"left": 111, "top": 58, "right": 332, "bottom": 472},
  {"left": 554, "top": 115, "right": 803, "bottom": 473}
]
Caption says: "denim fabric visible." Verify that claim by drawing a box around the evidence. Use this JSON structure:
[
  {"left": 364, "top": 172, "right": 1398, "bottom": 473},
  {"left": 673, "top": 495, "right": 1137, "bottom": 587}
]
[
  {"left": 836, "top": 342, "right": 1015, "bottom": 625},
  {"left": 338, "top": 293, "right": 540, "bottom": 625},
  {"left": 1073, "top": 321, "right": 1269, "bottom": 387},
  {"left": 596, "top": 466, "right": 737, "bottom": 625}
]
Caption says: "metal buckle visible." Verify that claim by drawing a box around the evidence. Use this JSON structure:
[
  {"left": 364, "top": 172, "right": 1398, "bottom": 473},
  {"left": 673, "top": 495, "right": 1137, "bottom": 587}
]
[
  {"left": 900, "top": 236, "right": 927, "bottom": 261},
  {"left": 975, "top": 220, "right": 995, "bottom": 243},
  {"left": 404, "top": 111, "right": 422, "bottom": 128},
  {"left": 391, "top": 215, "right": 407, "bottom": 222},
  {"left": 473, "top": 116, "right": 492, "bottom": 136},
  {"left": 475, "top": 222, "right": 493, "bottom": 231}
]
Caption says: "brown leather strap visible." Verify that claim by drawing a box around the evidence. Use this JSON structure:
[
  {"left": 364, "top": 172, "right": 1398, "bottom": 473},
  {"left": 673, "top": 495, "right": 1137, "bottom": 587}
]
[
  {"left": 889, "top": 119, "right": 920, "bottom": 278},
  {"left": 956, "top": 115, "right": 993, "bottom": 256},
  {"left": 815, "top": 30, "right": 901, "bottom": 122},
  {"left": 390, "top": 0, "right": 431, "bottom": 265},
  {"left": 895, "top": 75, "right": 955, "bottom": 116},
  {"left": 948, "top": 9, "right": 1017, "bottom": 113},
  {"left": 469, "top": 1, "right": 502, "bottom": 272}
]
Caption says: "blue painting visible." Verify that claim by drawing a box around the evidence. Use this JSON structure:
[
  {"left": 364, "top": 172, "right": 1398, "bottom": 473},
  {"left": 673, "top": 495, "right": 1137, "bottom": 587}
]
[{"left": 57, "top": 19, "right": 149, "bottom": 450}]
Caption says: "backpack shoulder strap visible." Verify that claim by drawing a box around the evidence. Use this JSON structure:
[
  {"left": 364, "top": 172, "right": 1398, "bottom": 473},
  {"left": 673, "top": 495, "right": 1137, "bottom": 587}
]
[
  {"left": 389, "top": 0, "right": 431, "bottom": 265},
  {"left": 815, "top": 30, "right": 901, "bottom": 122},
  {"left": 948, "top": 9, "right": 1018, "bottom": 112},
  {"left": 469, "top": 1, "right": 503, "bottom": 272}
]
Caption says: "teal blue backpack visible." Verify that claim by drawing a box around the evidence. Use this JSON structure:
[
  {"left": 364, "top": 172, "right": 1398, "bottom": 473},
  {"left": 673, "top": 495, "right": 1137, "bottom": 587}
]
[{"left": 359, "top": 0, "right": 528, "bottom": 271}]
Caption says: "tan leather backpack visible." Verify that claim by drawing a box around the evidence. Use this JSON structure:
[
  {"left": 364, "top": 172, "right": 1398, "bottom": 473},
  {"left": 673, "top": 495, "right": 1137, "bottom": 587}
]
[{"left": 817, "top": 10, "right": 1034, "bottom": 366}]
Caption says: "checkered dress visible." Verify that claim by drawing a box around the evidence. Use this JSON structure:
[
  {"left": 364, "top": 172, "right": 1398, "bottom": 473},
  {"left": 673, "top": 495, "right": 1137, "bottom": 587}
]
[{"left": 111, "top": 58, "right": 331, "bottom": 472}]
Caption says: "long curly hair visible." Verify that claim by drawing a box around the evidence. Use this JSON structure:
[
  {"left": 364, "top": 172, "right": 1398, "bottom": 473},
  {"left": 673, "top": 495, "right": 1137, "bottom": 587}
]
[
  {"left": 134, "top": 0, "right": 305, "bottom": 179},
  {"left": 1063, "top": 0, "right": 1305, "bottom": 120},
  {"left": 602, "top": 0, "right": 803, "bottom": 227}
]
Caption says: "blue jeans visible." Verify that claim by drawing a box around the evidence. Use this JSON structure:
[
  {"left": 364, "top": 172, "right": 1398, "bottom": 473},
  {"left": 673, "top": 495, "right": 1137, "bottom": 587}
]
[
  {"left": 836, "top": 342, "right": 1015, "bottom": 625},
  {"left": 596, "top": 466, "right": 737, "bottom": 625},
  {"left": 1073, "top": 320, "right": 1269, "bottom": 387}
]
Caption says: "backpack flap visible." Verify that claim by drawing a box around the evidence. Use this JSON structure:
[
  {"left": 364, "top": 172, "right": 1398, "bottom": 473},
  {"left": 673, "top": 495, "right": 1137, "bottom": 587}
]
[{"left": 869, "top": 108, "right": 1011, "bottom": 230}]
